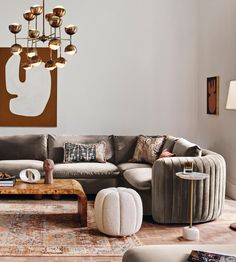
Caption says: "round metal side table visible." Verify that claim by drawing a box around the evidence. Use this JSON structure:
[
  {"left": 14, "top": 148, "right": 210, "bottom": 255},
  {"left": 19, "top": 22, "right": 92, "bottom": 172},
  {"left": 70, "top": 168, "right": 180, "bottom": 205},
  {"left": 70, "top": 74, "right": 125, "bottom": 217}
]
[{"left": 176, "top": 172, "right": 209, "bottom": 241}]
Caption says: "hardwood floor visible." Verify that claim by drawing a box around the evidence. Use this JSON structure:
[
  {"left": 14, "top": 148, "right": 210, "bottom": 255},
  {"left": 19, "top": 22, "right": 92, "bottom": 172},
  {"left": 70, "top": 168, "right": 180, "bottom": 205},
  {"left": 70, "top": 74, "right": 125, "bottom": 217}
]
[{"left": 1, "top": 199, "right": 236, "bottom": 262}]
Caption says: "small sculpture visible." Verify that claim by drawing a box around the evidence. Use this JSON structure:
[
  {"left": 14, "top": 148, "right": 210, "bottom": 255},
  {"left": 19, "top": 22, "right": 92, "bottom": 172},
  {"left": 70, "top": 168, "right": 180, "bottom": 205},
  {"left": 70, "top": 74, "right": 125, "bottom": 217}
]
[
  {"left": 43, "top": 159, "right": 54, "bottom": 184},
  {"left": 19, "top": 169, "right": 40, "bottom": 183}
]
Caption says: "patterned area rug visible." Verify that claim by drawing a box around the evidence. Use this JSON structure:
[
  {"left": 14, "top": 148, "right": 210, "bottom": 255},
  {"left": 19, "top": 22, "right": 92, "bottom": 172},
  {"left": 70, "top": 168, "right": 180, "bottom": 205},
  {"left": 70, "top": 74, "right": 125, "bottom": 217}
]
[{"left": 0, "top": 199, "right": 141, "bottom": 256}]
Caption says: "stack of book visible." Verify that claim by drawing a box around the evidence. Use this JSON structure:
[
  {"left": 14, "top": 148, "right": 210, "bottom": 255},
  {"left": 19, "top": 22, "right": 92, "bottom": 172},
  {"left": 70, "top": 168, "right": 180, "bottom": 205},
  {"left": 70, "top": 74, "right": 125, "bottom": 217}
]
[
  {"left": 0, "top": 172, "right": 16, "bottom": 187},
  {"left": 188, "top": 250, "right": 236, "bottom": 262}
]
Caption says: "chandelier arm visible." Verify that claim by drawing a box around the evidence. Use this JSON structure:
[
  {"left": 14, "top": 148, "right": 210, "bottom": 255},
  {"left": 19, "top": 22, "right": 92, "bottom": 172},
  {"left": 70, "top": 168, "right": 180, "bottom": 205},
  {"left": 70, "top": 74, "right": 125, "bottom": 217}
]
[
  {"left": 32, "top": 39, "right": 41, "bottom": 44},
  {"left": 59, "top": 38, "right": 71, "bottom": 41},
  {"left": 35, "top": 16, "right": 38, "bottom": 30},
  {"left": 16, "top": 38, "right": 33, "bottom": 40}
]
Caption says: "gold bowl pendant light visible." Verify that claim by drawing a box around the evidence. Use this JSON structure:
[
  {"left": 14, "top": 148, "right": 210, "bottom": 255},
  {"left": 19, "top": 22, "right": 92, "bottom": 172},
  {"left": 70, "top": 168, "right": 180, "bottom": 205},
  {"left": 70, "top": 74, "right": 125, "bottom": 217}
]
[{"left": 8, "top": 0, "right": 78, "bottom": 71}]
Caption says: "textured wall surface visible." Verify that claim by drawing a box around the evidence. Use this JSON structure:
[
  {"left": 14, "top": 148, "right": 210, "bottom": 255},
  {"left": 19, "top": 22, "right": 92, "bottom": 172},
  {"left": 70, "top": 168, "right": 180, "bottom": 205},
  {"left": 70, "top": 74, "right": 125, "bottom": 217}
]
[
  {"left": 198, "top": 0, "right": 236, "bottom": 199},
  {"left": 1, "top": 1, "right": 236, "bottom": 198},
  {"left": 0, "top": 0, "right": 198, "bottom": 139}
]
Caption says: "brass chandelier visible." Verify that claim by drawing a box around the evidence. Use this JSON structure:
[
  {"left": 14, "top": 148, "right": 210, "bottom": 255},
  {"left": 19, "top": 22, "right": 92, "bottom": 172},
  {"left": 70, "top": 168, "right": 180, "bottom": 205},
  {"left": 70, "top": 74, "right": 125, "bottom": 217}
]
[{"left": 8, "top": 0, "right": 77, "bottom": 71}]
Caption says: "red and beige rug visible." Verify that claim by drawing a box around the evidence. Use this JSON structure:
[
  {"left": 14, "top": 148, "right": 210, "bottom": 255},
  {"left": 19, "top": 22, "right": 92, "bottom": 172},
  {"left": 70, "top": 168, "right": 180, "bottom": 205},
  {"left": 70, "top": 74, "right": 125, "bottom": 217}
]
[{"left": 0, "top": 199, "right": 141, "bottom": 256}]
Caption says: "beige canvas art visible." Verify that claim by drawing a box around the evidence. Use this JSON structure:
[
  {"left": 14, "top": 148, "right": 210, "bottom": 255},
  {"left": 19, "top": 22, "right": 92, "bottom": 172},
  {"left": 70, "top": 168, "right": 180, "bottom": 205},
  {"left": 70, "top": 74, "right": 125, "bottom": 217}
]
[{"left": 0, "top": 47, "right": 57, "bottom": 126}]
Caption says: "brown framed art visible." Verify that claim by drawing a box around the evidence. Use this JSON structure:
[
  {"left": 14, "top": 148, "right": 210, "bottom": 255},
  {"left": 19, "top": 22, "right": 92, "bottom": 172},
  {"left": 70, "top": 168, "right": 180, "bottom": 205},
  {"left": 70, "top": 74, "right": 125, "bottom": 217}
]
[
  {"left": 0, "top": 47, "right": 57, "bottom": 127},
  {"left": 207, "top": 76, "right": 219, "bottom": 115}
]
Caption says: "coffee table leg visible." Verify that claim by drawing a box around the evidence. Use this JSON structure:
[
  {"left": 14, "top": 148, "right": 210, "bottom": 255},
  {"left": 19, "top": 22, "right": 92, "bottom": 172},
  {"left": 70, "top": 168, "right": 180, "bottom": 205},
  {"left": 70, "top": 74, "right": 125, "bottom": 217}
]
[{"left": 78, "top": 194, "right": 87, "bottom": 227}]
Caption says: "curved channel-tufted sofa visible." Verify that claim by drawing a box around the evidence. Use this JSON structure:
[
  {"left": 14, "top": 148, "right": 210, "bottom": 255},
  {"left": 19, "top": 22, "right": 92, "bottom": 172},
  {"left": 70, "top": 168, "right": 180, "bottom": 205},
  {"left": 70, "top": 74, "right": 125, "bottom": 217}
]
[
  {"left": 152, "top": 149, "right": 226, "bottom": 224},
  {"left": 0, "top": 134, "right": 226, "bottom": 224}
]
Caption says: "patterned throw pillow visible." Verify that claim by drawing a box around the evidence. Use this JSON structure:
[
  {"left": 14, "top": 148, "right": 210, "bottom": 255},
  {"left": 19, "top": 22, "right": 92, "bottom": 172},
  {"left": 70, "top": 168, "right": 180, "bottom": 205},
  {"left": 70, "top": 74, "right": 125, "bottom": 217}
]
[
  {"left": 159, "top": 149, "right": 176, "bottom": 158},
  {"left": 64, "top": 141, "right": 106, "bottom": 163},
  {"left": 131, "top": 135, "right": 166, "bottom": 164}
]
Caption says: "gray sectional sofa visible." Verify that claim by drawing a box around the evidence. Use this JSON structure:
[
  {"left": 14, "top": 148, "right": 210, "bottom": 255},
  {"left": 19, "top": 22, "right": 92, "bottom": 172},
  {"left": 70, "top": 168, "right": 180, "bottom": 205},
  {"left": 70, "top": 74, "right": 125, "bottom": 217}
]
[{"left": 0, "top": 134, "right": 226, "bottom": 224}]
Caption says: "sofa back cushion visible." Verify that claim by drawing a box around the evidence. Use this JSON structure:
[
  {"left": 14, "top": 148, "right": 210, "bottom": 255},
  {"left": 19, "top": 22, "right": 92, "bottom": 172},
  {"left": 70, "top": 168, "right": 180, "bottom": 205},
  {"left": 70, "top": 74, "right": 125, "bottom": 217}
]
[
  {"left": 113, "top": 136, "right": 138, "bottom": 164},
  {"left": 162, "top": 135, "right": 179, "bottom": 152},
  {"left": 48, "top": 135, "right": 114, "bottom": 163},
  {"left": 172, "top": 138, "right": 201, "bottom": 157},
  {"left": 0, "top": 134, "right": 47, "bottom": 160}
]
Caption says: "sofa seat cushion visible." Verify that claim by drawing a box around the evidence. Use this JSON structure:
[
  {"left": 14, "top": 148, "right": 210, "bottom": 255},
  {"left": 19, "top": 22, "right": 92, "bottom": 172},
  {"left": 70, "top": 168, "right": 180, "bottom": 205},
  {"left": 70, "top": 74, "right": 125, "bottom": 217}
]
[
  {"left": 53, "top": 162, "right": 120, "bottom": 179},
  {"left": 118, "top": 163, "right": 151, "bottom": 172},
  {"left": 123, "top": 168, "right": 152, "bottom": 190},
  {"left": 0, "top": 160, "right": 44, "bottom": 177}
]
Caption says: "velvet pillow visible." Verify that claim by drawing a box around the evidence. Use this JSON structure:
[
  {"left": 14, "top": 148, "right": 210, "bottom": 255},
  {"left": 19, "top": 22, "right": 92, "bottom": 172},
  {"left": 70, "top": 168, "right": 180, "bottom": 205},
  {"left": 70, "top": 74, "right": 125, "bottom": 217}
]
[
  {"left": 64, "top": 141, "right": 106, "bottom": 163},
  {"left": 131, "top": 135, "right": 166, "bottom": 164},
  {"left": 159, "top": 149, "right": 176, "bottom": 158}
]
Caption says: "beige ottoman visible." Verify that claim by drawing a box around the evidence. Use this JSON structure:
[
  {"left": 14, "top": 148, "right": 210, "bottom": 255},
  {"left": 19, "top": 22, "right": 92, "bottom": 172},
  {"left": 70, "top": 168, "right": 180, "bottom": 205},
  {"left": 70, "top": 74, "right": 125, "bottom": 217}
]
[{"left": 94, "top": 187, "right": 143, "bottom": 236}]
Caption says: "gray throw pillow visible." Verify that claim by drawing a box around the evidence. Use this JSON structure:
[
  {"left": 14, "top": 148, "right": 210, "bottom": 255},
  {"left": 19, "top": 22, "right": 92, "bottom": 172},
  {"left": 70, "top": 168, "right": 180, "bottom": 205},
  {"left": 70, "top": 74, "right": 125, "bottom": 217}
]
[
  {"left": 172, "top": 138, "right": 201, "bottom": 157},
  {"left": 64, "top": 141, "right": 106, "bottom": 163}
]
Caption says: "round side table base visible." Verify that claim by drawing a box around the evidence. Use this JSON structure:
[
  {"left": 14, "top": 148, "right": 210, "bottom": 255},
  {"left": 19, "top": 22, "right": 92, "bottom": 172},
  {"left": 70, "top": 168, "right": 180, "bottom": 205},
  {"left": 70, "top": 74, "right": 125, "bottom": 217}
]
[{"left": 183, "top": 226, "right": 199, "bottom": 241}]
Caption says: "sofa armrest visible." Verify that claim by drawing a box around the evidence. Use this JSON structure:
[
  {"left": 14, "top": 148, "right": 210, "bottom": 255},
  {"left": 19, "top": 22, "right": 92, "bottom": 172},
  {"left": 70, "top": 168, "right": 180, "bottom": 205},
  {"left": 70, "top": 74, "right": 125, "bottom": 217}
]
[{"left": 152, "top": 149, "right": 226, "bottom": 223}]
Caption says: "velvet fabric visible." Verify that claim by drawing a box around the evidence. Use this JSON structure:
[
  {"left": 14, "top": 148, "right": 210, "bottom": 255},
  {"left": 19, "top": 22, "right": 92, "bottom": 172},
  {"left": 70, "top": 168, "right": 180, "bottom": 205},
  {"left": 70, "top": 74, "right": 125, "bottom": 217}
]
[
  {"left": 48, "top": 135, "right": 114, "bottom": 163},
  {"left": 172, "top": 138, "right": 201, "bottom": 157},
  {"left": 0, "top": 134, "right": 47, "bottom": 161},
  {"left": 123, "top": 168, "right": 152, "bottom": 190},
  {"left": 0, "top": 160, "right": 44, "bottom": 176},
  {"left": 53, "top": 162, "right": 119, "bottom": 179},
  {"left": 152, "top": 149, "right": 226, "bottom": 223},
  {"left": 113, "top": 136, "right": 138, "bottom": 164},
  {"left": 118, "top": 162, "right": 151, "bottom": 172}
]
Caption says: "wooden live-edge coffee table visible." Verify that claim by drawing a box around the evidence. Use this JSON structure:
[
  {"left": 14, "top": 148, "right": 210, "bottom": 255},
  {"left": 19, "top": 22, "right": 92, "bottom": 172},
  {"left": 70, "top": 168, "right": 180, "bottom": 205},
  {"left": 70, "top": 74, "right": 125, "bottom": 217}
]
[{"left": 0, "top": 179, "right": 87, "bottom": 227}]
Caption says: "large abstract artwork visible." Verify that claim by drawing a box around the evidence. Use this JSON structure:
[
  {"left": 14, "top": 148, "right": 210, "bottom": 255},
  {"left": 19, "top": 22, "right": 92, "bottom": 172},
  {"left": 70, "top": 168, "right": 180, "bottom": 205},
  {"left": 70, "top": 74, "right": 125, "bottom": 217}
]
[{"left": 0, "top": 48, "right": 57, "bottom": 126}]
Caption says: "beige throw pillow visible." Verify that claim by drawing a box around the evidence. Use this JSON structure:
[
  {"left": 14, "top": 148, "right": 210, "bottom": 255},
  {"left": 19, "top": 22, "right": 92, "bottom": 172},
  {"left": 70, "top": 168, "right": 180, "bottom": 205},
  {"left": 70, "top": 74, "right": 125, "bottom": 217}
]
[{"left": 131, "top": 135, "right": 166, "bottom": 164}]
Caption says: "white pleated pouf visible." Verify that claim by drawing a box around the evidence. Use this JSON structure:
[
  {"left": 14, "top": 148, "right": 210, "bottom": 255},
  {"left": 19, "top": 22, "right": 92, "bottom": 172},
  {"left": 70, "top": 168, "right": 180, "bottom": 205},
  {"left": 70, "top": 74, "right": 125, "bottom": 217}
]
[{"left": 94, "top": 187, "right": 143, "bottom": 236}]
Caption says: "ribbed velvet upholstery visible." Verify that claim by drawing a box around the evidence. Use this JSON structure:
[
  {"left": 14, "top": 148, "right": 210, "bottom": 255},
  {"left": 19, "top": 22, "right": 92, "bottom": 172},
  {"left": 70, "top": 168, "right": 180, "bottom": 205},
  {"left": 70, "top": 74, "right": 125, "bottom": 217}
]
[{"left": 152, "top": 149, "right": 226, "bottom": 224}]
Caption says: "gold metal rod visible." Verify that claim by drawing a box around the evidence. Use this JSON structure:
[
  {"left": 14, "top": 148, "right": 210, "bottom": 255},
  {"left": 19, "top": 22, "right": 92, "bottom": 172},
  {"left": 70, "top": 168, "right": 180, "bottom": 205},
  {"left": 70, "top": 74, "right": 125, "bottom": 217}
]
[
  {"left": 190, "top": 180, "right": 193, "bottom": 228},
  {"left": 27, "top": 21, "right": 29, "bottom": 55},
  {"left": 56, "top": 38, "right": 71, "bottom": 41},
  {"left": 35, "top": 16, "right": 37, "bottom": 30},
  {"left": 59, "top": 26, "right": 62, "bottom": 57},
  {"left": 42, "top": 0, "right": 45, "bottom": 36}
]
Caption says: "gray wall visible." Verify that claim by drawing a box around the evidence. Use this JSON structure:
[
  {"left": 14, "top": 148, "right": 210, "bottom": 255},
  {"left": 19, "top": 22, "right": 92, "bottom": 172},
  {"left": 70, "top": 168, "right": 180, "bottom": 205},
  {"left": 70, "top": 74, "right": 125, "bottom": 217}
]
[
  {"left": 2, "top": 1, "right": 236, "bottom": 198},
  {"left": 0, "top": 0, "right": 198, "bottom": 139},
  {"left": 198, "top": 0, "right": 236, "bottom": 199}
]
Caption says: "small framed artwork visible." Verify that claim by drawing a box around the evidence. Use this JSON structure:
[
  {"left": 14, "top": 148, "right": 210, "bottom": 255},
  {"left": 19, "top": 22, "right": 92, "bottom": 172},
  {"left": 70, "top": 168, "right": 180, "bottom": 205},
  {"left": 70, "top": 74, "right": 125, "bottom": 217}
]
[{"left": 207, "top": 76, "right": 219, "bottom": 115}]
